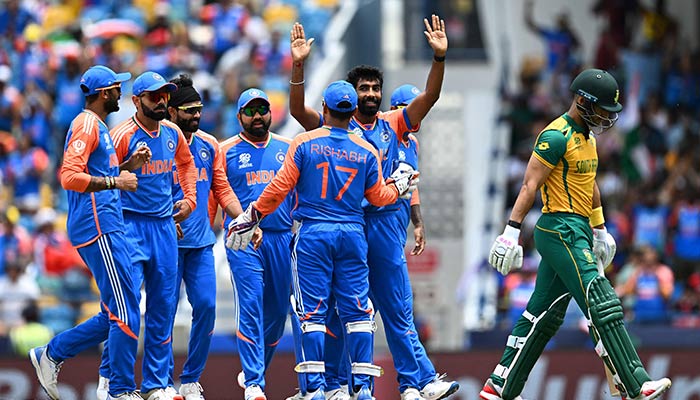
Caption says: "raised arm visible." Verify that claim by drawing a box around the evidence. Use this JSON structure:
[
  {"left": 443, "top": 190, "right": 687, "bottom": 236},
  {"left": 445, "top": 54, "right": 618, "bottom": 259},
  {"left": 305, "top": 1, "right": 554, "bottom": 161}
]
[
  {"left": 405, "top": 14, "right": 448, "bottom": 129},
  {"left": 289, "top": 22, "right": 322, "bottom": 131}
]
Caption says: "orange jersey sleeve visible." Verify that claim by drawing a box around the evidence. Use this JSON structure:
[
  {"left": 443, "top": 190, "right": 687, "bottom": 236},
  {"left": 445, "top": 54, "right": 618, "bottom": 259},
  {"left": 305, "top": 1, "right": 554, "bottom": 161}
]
[
  {"left": 60, "top": 113, "right": 101, "bottom": 192},
  {"left": 253, "top": 138, "right": 302, "bottom": 216},
  {"left": 110, "top": 118, "right": 138, "bottom": 163},
  {"left": 361, "top": 143, "right": 399, "bottom": 206},
  {"left": 383, "top": 109, "right": 412, "bottom": 140},
  {"left": 174, "top": 128, "right": 198, "bottom": 211},
  {"left": 208, "top": 190, "right": 218, "bottom": 227},
  {"left": 206, "top": 135, "right": 239, "bottom": 210}
]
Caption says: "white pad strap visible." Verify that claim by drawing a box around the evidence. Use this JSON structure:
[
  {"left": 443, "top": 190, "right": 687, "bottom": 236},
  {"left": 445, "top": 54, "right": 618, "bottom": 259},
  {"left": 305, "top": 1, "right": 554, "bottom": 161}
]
[
  {"left": 294, "top": 361, "right": 326, "bottom": 373},
  {"left": 522, "top": 310, "right": 537, "bottom": 323},
  {"left": 346, "top": 320, "right": 376, "bottom": 334},
  {"left": 494, "top": 364, "right": 509, "bottom": 379},
  {"left": 351, "top": 362, "right": 383, "bottom": 377},
  {"left": 300, "top": 322, "right": 326, "bottom": 333},
  {"left": 506, "top": 335, "right": 527, "bottom": 349}
]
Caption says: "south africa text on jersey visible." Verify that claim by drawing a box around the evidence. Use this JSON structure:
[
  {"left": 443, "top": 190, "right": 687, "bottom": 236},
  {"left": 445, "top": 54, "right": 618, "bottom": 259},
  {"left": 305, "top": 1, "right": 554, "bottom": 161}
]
[{"left": 310, "top": 144, "right": 368, "bottom": 163}]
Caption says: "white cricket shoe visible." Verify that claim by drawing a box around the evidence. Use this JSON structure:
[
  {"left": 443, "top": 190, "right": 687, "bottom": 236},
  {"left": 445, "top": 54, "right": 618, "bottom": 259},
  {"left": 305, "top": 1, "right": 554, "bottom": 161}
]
[
  {"left": 179, "top": 382, "right": 205, "bottom": 400},
  {"left": 478, "top": 378, "right": 525, "bottom": 400},
  {"left": 237, "top": 371, "right": 246, "bottom": 388},
  {"left": 626, "top": 378, "right": 672, "bottom": 400},
  {"left": 108, "top": 392, "right": 143, "bottom": 400},
  {"left": 29, "top": 346, "right": 62, "bottom": 400},
  {"left": 421, "top": 374, "right": 460, "bottom": 400},
  {"left": 326, "top": 387, "right": 351, "bottom": 400},
  {"left": 97, "top": 375, "right": 110, "bottom": 400},
  {"left": 244, "top": 384, "right": 267, "bottom": 400},
  {"left": 303, "top": 389, "right": 326, "bottom": 400},
  {"left": 143, "top": 388, "right": 173, "bottom": 400},
  {"left": 401, "top": 388, "right": 426, "bottom": 400},
  {"left": 164, "top": 386, "right": 183, "bottom": 399}
]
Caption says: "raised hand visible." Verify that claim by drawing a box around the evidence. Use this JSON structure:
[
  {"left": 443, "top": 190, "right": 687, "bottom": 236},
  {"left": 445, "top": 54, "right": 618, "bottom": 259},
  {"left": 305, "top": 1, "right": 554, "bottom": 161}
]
[
  {"left": 423, "top": 14, "right": 448, "bottom": 57},
  {"left": 290, "top": 22, "right": 315, "bottom": 63}
]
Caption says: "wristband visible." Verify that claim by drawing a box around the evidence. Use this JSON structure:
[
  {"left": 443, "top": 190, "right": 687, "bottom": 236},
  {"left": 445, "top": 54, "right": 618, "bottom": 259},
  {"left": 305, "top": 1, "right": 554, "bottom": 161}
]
[
  {"left": 289, "top": 79, "right": 305, "bottom": 85},
  {"left": 105, "top": 176, "right": 112, "bottom": 189},
  {"left": 507, "top": 220, "right": 522, "bottom": 229},
  {"left": 590, "top": 207, "right": 605, "bottom": 227},
  {"left": 433, "top": 54, "right": 446, "bottom": 62}
]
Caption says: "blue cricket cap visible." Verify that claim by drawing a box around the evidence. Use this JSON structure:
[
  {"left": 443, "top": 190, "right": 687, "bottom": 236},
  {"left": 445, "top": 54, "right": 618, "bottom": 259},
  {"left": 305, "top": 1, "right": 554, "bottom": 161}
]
[
  {"left": 323, "top": 80, "right": 357, "bottom": 113},
  {"left": 80, "top": 65, "right": 131, "bottom": 96},
  {"left": 133, "top": 71, "right": 177, "bottom": 96},
  {"left": 237, "top": 88, "right": 270, "bottom": 110},
  {"left": 390, "top": 84, "right": 421, "bottom": 107}
]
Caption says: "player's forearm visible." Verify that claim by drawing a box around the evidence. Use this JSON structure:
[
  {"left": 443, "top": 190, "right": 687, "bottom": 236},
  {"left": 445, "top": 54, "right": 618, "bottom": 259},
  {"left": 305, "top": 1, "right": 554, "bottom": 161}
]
[
  {"left": 289, "top": 63, "right": 320, "bottom": 130},
  {"left": 509, "top": 183, "right": 537, "bottom": 224},
  {"left": 224, "top": 198, "right": 244, "bottom": 219},
  {"left": 410, "top": 204, "right": 424, "bottom": 228},
  {"left": 61, "top": 171, "right": 113, "bottom": 193},
  {"left": 423, "top": 55, "right": 445, "bottom": 105}
]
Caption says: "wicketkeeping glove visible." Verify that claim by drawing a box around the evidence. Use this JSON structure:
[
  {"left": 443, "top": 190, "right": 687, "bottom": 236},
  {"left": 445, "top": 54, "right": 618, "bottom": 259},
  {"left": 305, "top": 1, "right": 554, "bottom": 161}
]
[
  {"left": 488, "top": 225, "right": 523, "bottom": 275},
  {"left": 226, "top": 204, "right": 262, "bottom": 251},
  {"left": 389, "top": 162, "right": 419, "bottom": 199},
  {"left": 592, "top": 227, "right": 616, "bottom": 270}
]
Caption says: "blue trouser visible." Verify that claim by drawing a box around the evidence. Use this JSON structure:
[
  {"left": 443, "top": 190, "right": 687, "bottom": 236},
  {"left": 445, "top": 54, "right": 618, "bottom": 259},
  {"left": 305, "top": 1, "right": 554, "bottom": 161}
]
[
  {"left": 365, "top": 212, "right": 435, "bottom": 392},
  {"left": 121, "top": 213, "right": 178, "bottom": 392},
  {"left": 292, "top": 222, "right": 374, "bottom": 392},
  {"left": 167, "top": 245, "right": 216, "bottom": 385},
  {"left": 227, "top": 230, "right": 292, "bottom": 390},
  {"left": 324, "top": 296, "right": 350, "bottom": 391},
  {"left": 48, "top": 232, "right": 140, "bottom": 395}
]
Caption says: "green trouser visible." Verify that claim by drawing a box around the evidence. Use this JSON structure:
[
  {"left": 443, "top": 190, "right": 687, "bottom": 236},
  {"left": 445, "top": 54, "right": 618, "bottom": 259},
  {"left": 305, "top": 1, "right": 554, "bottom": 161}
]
[{"left": 489, "top": 213, "right": 650, "bottom": 399}]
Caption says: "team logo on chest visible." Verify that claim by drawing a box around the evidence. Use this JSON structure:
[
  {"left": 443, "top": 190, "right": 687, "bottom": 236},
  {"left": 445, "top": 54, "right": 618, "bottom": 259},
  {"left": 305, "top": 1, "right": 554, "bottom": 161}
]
[
  {"left": 103, "top": 133, "right": 112, "bottom": 149},
  {"left": 352, "top": 127, "right": 364, "bottom": 138},
  {"left": 275, "top": 150, "right": 285, "bottom": 163},
  {"left": 200, "top": 149, "right": 210, "bottom": 161},
  {"left": 136, "top": 141, "right": 148, "bottom": 149},
  {"left": 398, "top": 150, "right": 406, "bottom": 161},
  {"left": 167, "top": 139, "right": 176, "bottom": 152},
  {"left": 380, "top": 131, "right": 391, "bottom": 143},
  {"left": 239, "top": 153, "right": 252, "bottom": 169}
]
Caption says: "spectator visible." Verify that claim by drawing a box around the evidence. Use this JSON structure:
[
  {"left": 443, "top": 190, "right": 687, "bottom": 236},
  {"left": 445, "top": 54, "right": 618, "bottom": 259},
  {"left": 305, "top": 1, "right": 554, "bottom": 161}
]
[
  {"left": 32, "top": 207, "right": 85, "bottom": 278},
  {"left": 523, "top": 0, "right": 580, "bottom": 78},
  {"left": 0, "top": 259, "right": 40, "bottom": 333},
  {"left": 0, "top": 64, "right": 22, "bottom": 134},
  {"left": 616, "top": 245, "right": 674, "bottom": 324},
  {"left": 0, "top": 206, "right": 32, "bottom": 275},
  {"left": 9, "top": 301, "right": 53, "bottom": 356},
  {"left": 3, "top": 134, "right": 49, "bottom": 214},
  {"left": 668, "top": 187, "right": 700, "bottom": 284},
  {"left": 630, "top": 185, "right": 670, "bottom": 255}
]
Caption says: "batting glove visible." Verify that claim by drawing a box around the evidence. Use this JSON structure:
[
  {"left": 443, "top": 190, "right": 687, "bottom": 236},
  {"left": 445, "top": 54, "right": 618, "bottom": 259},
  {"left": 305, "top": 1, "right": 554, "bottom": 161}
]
[
  {"left": 389, "top": 162, "right": 419, "bottom": 199},
  {"left": 488, "top": 225, "right": 523, "bottom": 275},
  {"left": 226, "top": 204, "right": 262, "bottom": 251},
  {"left": 592, "top": 227, "right": 616, "bottom": 269}
]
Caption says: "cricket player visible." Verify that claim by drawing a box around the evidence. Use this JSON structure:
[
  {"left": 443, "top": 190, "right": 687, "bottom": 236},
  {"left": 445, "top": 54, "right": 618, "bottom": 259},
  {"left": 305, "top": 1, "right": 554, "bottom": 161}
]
[
  {"left": 29, "top": 65, "right": 145, "bottom": 400},
  {"left": 480, "top": 68, "right": 672, "bottom": 400},
  {"left": 220, "top": 88, "right": 295, "bottom": 400},
  {"left": 288, "top": 17, "right": 458, "bottom": 400},
  {"left": 166, "top": 74, "right": 244, "bottom": 400},
  {"left": 227, "top": 80, "right": 418, "bottom": 400},
  {"left": 109, "top": 71, "right": 198, "bottom": 400}
]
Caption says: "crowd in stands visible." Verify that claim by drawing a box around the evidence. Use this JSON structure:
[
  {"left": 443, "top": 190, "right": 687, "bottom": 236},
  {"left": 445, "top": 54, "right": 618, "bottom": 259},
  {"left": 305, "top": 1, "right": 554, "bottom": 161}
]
[
  {"left": 499, "top": 0, "right": 700, "bottom": 330},
  {"left": 0, "top": 0, "right": 338, "bottom": 355}
]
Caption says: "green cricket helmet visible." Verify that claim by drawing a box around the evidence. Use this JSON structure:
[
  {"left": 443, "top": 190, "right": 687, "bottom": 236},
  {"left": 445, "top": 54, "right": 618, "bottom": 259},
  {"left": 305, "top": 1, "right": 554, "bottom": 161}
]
[{"left": 570, "top": 68, "right": 622, "bottom": 134}]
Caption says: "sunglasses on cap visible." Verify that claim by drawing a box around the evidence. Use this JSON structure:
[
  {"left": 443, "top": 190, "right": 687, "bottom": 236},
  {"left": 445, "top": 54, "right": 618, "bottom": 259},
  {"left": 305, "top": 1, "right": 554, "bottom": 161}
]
[
  {"left": 140, "top": 91, "right": 170, "bottom": 103},
  {"left": 240, "top": 105, "right": 270, "bottom": 117},
  {"left": 97, "top": 84, "right": 122, "bottom": 94},
  {"left": 177, "top": 104, "right": 203, "bottom": 115}
]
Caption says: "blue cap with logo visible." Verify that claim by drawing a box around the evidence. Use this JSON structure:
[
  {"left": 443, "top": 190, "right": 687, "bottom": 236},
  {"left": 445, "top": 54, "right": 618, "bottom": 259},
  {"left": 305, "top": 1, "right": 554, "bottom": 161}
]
[
  {"left": 80, "top": 65, "right": 131, "bottom": 96},
  {"left": 323, "top": 80, "right": 357, "bottom": 113},
  {"left": 133, "top": 71, "right": 178, "bottom": 96},
  {"left": 237, "top": 88, "right": 270, "bottom": 110},
  {"left": 391, "top": 84, "right": 421, "bottom": 107}
]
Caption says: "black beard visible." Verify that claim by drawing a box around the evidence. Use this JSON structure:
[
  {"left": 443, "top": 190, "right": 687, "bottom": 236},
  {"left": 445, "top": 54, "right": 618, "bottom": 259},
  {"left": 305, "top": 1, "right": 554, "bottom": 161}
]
[
  {"left": 244, "top": 118, "right": 271, "bottom": 138},
  {"left": 358, "top": 99, "right": 379, "bottom": 116},
  {"left": 176, "top": 117, "right": 199, "bottom": 133},
  {"left": 141, "top": 100, "right": 167, "bottom": 121},
  {"left": 105, "top": 97, "right": 120, "bottom": 113}
]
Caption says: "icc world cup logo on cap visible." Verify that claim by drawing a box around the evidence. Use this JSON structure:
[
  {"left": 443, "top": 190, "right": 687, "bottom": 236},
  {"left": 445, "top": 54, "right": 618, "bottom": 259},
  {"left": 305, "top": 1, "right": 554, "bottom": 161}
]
[
  {"left": 152, "top": 73, "right": 163, "bottom": 81},
  {"left": 250, "top": 90, "right": 260, "bottom": 96}
]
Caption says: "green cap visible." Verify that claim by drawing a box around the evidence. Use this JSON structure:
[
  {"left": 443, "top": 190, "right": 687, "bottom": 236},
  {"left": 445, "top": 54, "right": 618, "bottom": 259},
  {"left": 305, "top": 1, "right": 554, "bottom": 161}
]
[{"left": 569, "top": 68, "right": 622, "bottom": 113}]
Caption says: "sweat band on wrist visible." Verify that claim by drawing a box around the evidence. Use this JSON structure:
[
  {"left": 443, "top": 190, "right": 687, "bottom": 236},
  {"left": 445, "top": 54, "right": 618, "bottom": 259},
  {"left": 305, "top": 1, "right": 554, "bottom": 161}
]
[
  {"left": 433, "top": 54, "right": 446, "bottom": 62},
  {"left": 507, "top": 220, "right": 522, "bottom": 229},
  {"left": 590, "top": 207, "right": 605, "bottom": 227}
]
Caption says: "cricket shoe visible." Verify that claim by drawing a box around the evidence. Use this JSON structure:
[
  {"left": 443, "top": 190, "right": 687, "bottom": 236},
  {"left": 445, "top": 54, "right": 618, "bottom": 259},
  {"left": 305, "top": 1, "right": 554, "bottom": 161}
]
[
  {"left": 165, "top": 386, "right": 183, "bottom": 399},
  {"left": 142, "top": 388, "right": 176, "bottom": 400},
  {"left": 326, "top": 387, "right": 351, "bottom": 400},
  {"left": 304, "top": 389, "right": 326, "bottom": 400},
  {"left": 244, "top": 384, "right": 267, "bottom": 400},
  {"left": 623, "top": 378, "right": 672, "bottom": 400},
  {"left": 401, "top": 388, "right": 426, "bottom": 400},
  {"left": 479, "top": 378, "right": 525, "bottom": 400},
  {"left": 109, "top": 392, "right": 143, "bottom": 400},
  {"left": 237, "top": 371, "right": 246, "bottom": 389},
  {"left": 421, "top": 373, "right": 460, "bottom": 400},
  {"left": 29, "top": 346, "right": 62, "bottom": 400},
  {"left": 351, "top": 386, "right": 373, "bottom": 400},
  {"left": 97, "top": 375, "right": 110, "bottom": 400},
  {"left": 179, "top": 382, "right": 205, "bottom": 400}
]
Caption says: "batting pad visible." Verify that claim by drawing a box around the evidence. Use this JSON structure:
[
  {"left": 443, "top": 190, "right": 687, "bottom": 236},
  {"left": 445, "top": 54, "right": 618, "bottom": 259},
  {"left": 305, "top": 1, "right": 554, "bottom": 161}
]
[
  {"left": 499, "top": 294, "right": 571, "bottom": 399},
  {"left": 587, "top": 276, "right": 650, "bottom": 397}
]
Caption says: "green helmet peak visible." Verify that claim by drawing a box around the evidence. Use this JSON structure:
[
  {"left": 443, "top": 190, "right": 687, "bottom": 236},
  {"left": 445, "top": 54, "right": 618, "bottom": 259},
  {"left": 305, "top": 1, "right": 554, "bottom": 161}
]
[{"left": 570, "top": 68, "right": 622, "bottom": 113}]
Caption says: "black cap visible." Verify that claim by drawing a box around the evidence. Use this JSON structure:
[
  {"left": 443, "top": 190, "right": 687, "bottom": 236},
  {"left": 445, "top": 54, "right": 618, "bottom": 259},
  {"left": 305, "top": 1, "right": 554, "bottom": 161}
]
[{"left": 570, "top": 69, "right": 622, "bottom": 113}]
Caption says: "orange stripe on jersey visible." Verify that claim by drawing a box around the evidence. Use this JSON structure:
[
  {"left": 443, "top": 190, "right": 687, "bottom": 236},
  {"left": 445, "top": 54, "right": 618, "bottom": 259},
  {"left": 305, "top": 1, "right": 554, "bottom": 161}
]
[
  {"left": 197, "top": 130, "right": 239, "bottom": 211},
  {"left": 270, "top": 132, "right": 293, "bottom": 144},
  {"left": 90, "top": 191, "right": 102, "bottom": 236},
  {"left": 102, "top": 301, "right": 138, "bottom": 340},
  {"left": 173, "top": 126, "right": 198, "bottom": 211},
  {"left": 237, "top": 330, "right": 255, "bottom": 345},
  {"left": 110, "top": 119, "right": 139, "bottom": 163},
  {"left": 60, "top": 112, "right": 101, "bottom": 192},
  {"left": 219, "top": 135, "right": 243, "bottom": 154}
]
